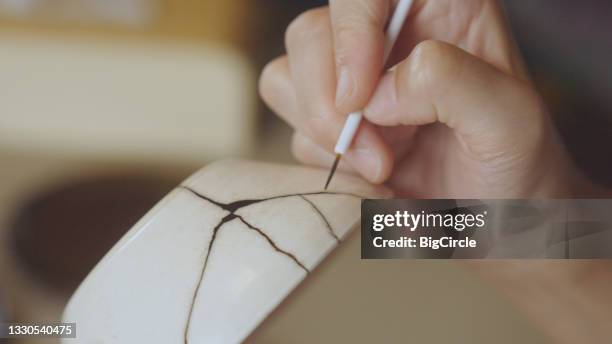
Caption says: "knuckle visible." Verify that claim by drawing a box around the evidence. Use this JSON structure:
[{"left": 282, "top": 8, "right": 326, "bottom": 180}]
[
  {"left": 258, "top": 57, "right": 284, "bottom": 106},
  {"left": 334, "top": 14, "right": 375, "bottom": 39},
  {"left": 410, "top": 40, "right": 453, "bottom": 85},
  {"left": 333, "top": 7, "right": 382, "bottom": 63},
  {"left": 412, "top": 40, "right": 449, "bottom": 62},
  {"left": 306, "top": 112, "right": 328, "bottom": 135},
  {"left": 400, "top": 40, "right": 458, "bottom": 96},
  {"left": 332, "top": 0, "right": 385, "bottom": 33},
  {"left": 291, "top": 133, "right": 312, "bottom": 162},
  {"left": 305, "top": 110, "right": 336, "bottom": 147},
  {"left": 285, "top": 8, "right": 329, "bottom": 49},
  {"left": 333, "top": 24, "right": 367, "bottom": 64}
]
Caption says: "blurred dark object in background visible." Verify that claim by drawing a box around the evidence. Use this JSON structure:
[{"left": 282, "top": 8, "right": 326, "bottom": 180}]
[
  {"left": 9, "top": 175, "right": 178, "bottom": 296},
  {"left": 246, "top": 0, "right": 327, "bottom": 137},
  {"left": 503, "top": 0, "right": 612, "bottom": 187}
]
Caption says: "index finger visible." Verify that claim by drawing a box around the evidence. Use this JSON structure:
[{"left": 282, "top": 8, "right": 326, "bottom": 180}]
[{"left": 330, "top": 0, "right": 392, "bottom": 113}]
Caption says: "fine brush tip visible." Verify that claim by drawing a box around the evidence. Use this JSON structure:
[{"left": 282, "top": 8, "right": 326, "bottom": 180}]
[{"left": 324, "top": 154, "right": 341, "bottom": 190}]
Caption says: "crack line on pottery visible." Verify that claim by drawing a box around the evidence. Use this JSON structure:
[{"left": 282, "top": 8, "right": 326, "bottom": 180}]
[
  {"left": 179, "top": 185, "right": 363, "bottom": 213},
  {"left": 183, "top": 213, "right": 310, "bottom": 344},
  {"left": 182, "top": 186, "right": 352, "bottom": 343},
  {"left": 235, "top": 214, "right": 309, "bottom": 272},
  {"left": 184, "top": 212, "right": 237, "bottom": 344},
  {"left": 180, "top": 185, "right": 364, "bottom": 343},
  {"left": 299, "top": 195, "right": 340, "bottom": 243}
]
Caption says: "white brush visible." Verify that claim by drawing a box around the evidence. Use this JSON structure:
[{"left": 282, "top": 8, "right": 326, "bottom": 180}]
[{"left": 325, "top": 0, "right": 415, "bottom": 189}]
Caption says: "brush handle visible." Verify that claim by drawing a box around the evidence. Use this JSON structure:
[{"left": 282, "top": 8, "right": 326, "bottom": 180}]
[{"left": 334, "top": 111, "right": 362, "bottom": 154}]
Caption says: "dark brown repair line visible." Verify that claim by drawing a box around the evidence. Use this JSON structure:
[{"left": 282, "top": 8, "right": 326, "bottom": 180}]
[
  {"left": 180, "top": 185, "right": 359, "bottom": 343},
  {"left": 180, "top": 186, "right": 227, "bottom": 209},
  {"left": 249, "top": 190, "right": 364, "bottom": 205},
  {"left": 184, "top": 213, "right": 237, "bottom": 344},
  {"left": 183, "top": 213, "right": 308, "bottom": 343},
  {"left": 180, "top": 185, "right": 363, "bottom": 213},
  {"left": 299, "top": 195, "right": 340, "bottom": 243},
  {"left": 235, "top": 215, "right": 309, "bottom": 273}
]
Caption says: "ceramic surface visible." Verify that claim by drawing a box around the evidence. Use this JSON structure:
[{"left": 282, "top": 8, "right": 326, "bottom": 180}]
[{"left": 63, "top": 160, "right": 388, "bottom": 343}]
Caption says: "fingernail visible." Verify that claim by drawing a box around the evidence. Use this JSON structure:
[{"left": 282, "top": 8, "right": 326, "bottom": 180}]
[
  {"left": 335, "top": 67, "right": 354, "bottom": 109},
  {"left": 346, "top": 148, "right": 382, "bottom": 182}
]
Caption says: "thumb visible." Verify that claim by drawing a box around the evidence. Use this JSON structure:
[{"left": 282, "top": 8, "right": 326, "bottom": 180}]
[{"left": 364, "top": 40, "right": 546, "bottom": 159}]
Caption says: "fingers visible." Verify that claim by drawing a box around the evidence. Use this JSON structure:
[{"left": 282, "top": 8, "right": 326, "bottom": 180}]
[
  {"left": 260, "top": 7, "right": 395, "bottom": 183},
  {"left": 258, "top": 56, "right": 300, "bottom": 129},
  {"left": 284, "top": 7, "right": 337, "bottom": 139},
  {"left": 329, "top": 0, "right": 391, "bottom": 112},
  {"left": 259, "top": 53, "right": 393, "bottom": 183},
  {"left": 364, "top": 40, "right": 545, "bottom": 160},
  {"left": 291, "top": 126, "right": 418, "bottom": 177},
  {"left": 394, "top": 0, "right": 528, "bottom": 80},
  {"left": 291, "top": 132, "right": 356, "bottom": 174},
  {"left": 257, "top": 56, "right": 378, "bottom": 178}
]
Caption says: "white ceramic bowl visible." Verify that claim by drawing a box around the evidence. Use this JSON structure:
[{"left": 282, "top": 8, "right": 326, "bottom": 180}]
[{"left": 63, "top": 160, "right": 388, "bottom": 343}]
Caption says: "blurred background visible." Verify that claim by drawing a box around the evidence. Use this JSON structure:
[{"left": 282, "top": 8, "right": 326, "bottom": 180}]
[{"left": 0, "top": 0, "right": 610, "bottom": 343}]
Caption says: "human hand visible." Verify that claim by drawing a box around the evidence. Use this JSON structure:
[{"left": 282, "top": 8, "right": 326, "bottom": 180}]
[{"left": 259, "top": 0, "right": 584, "bottom": 198}]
